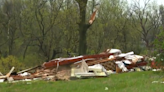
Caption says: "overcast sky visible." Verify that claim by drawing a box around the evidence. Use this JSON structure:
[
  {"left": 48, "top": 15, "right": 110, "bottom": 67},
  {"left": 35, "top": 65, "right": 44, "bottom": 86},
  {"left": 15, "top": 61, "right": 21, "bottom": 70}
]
[
  {"left": 127, "top": 0, "right": 164, "bottom": 5},
  {"left": 156, "top": 0, "right": 164, "bottom": 5}
]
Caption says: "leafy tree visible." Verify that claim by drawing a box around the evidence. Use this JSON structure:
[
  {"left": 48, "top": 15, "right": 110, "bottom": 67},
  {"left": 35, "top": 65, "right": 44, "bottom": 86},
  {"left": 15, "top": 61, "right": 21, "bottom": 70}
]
[
  {"left": 160, "top": 5, "right": 164, "bottom": 29},
  {"left": 87, "top": 0, "right": 133, "bottom": 53},
  {"left": 130, "top": 0, "right": 160, "bottom": 53},
  {"left": 75, "top": 0, "right": 98, "bottom": 55}
]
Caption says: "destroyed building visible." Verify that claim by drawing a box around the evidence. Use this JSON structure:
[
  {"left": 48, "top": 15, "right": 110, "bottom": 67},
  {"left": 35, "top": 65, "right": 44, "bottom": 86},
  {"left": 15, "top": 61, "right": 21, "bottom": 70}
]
[{"left": 0, "top": 48, "right": 150, "bottom": 83}]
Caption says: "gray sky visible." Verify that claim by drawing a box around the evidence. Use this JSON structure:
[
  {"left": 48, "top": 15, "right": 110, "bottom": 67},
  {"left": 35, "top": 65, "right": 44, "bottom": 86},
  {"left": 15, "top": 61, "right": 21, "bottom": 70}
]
[
  {"left": 127, "top": 0, "right": 164, "bottom": 5},
  {"left": 156, "top": 0, "right": 164, "bottom": 5}
]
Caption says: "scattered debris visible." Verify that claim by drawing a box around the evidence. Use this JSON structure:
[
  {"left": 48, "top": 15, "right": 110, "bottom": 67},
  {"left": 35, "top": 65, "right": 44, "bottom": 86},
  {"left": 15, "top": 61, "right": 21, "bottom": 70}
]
[
  {"left": 0, "top": 67, "right": 15, "bottom": 79},
  {"left": 152, "top": 69, "right": 161, "bottom": 71},
  {"left": 105, "top": 87, "right": 108, "bottom": 90},
  {"left": 71, "top": 60, "right": 109, "bottom": 78},
  {"left": 152, "top": 81, "right": 159, "bottom": 83},
  {"left": 0, "top": 72, "right": 3, "bottom": 76},
  {"left": 0, "top": 78, "right": 5, "bottom": 83},
  {"left": 17, "top": 65, "right": 40, "bottom": 74},
  {"left": 0, "top": 48, "right": 161, "bottom": 83},
  {"left": 152, "top": 81, "right": 164, "bottom": 84}
]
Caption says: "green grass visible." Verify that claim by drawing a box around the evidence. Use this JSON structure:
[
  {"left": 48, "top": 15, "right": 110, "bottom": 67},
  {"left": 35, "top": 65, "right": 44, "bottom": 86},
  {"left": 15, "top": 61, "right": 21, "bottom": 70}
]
[{"left": 0, "top": 71, "right": 164, "bottom": 92}]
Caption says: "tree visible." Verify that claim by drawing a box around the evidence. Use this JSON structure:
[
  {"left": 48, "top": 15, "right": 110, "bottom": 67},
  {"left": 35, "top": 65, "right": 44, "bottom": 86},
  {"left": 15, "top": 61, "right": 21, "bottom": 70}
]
[
  {"left": 159, "top": 5, "right": 164, "bottom": 29},
  {"left": 153, "top": 5, "right": 164, "bottom": 61},
  {"left": 0, "top": 0, "right": 23, "bottom": 56},
  {"left": 87, "top": 0, "right": 132, "bottom": 53},
  {"left": 75, "top": 0, "right": 98, "bottom": 55},
  {"left": 130, "top": 0, "right": 160, "bottom": 52}
]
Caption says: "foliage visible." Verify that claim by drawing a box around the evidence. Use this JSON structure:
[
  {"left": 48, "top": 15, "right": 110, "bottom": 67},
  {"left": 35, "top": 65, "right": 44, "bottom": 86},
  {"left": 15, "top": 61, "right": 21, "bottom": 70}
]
[
  {"left": 0, "top": 0, "right": 162, "bottom": 67},
  {"left": 0, "top": 55, "right": 24, "bottom": 74},
  {"left": 153, "top": 29, "right": 164, "bottom": 62}
]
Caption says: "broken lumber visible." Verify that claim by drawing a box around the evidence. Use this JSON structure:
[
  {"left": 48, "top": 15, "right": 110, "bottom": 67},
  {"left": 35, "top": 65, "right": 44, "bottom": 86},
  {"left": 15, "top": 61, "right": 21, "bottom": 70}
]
[
  {"left": 6, "top": 67, "right": 15, "bottom": 77},
  {"left": 17, "top": 65, "right": 41, "bottom": 74},
  {"left": 89, "top": 9, "right": 98, "bottom": 24},
  {"left": 0, "top": 76, "right": 6, "bottom": 79},
  {"left": 0, "top": 72, "right": 3, "bottom": 76},
  {"left": 43, "top": 53, "right": 113, "bottom": 69},
  {"left": 87, "top": 58, "right": 115, "bottom": 66},
  {"left": 0, "top": 67, "right": 15, "bottom": 79}
]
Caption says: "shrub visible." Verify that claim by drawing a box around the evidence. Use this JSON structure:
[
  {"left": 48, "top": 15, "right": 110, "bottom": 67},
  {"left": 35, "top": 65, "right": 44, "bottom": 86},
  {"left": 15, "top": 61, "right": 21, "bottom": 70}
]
[{"left": 0, "top": 55, "right": 24, "bottom": 74}]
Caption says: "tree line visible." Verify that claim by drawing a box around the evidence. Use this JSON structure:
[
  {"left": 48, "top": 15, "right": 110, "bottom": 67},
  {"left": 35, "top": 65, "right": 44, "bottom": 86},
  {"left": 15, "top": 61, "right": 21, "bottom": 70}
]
[{"left": 0, "top": 0, "right": 163, "bottom": 67}]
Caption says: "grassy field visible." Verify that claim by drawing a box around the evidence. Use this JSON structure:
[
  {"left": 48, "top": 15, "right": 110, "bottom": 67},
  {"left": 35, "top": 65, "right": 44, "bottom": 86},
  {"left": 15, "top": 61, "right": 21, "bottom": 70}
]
[{"left": 0, "top": 71, "right": 164, "bottom": 92}]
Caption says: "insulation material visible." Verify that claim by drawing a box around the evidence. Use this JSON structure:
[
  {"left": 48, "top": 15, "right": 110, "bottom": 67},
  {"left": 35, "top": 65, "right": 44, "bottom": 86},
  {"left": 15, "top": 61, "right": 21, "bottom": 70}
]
[
  {"left": 88, "top": 64, "right": 107, "bottom": 72},
  {"left": 71, "top": 60, "right": 89, "bottom": 77},
  {"left": 106, "top": 49, "right": 121, "bottom": 55},
  {"left": 109, "top": 55, "right": 115, "bottom": 59},
  {"left": 115, "top": 61, "right": 128, "bottom": 72},
  {"left": 71, "top": 61, "right": 108, "bottom": 77},
  {"left": 0, "top": 79, "right": 5, "bottom": 83},
  {"left": 88, "top": 64, "right": 107, "bottom": 76},
  {"left": 118, "top": 51, "right": 134, "bottom": 58},
  {"left": 123, "top": 60, "right": 132, "bottom": 64}
]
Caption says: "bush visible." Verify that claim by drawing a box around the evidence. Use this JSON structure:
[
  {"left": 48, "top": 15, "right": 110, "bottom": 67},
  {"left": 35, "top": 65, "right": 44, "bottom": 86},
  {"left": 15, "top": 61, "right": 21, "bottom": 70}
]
[
  {"left": 0, "top": 55, "right": 24, "bottom": 74},
  {"left": 153, "top": 28, "right": 164, "bottom": 65}
]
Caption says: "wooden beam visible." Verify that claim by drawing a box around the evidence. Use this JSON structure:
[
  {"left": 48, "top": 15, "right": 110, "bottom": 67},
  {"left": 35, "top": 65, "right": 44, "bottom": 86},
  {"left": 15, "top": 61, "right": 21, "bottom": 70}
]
[
  {"left": 6, "top": 67, "right": 15, "bottom": 77},
  {"left": 17, "top": 65, "right": 41, "bottom": 74},
  {"left": 0, "top": 72, "right": 3, "bottom": 76},
  {"left": 0, "top": 67, "right": 15, "bottom": 79},
  {"left": 87, "top": 58, "right": 115, "bottom": 66}
]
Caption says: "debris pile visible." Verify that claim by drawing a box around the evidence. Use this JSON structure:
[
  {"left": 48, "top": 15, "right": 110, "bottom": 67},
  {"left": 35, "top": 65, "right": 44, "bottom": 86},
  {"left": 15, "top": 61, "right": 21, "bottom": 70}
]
[{"left": 0, "top": 48, "right": 155, "bottom": 83}]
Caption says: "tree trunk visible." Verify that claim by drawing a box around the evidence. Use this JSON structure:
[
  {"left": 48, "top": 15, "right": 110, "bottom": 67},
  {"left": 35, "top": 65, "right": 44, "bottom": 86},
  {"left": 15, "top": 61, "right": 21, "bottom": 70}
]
[
  {"left": 76, "top": 0, "right": 88, "bottom": 55},
  {"left": 79, "top": 25, "right": 87, "bottom": 55},
  {"left": 76, "top": 0, "right": 97, "bottom": 55}
]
